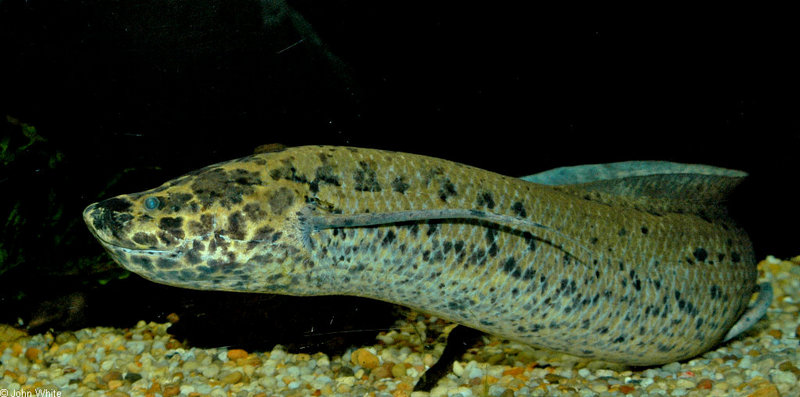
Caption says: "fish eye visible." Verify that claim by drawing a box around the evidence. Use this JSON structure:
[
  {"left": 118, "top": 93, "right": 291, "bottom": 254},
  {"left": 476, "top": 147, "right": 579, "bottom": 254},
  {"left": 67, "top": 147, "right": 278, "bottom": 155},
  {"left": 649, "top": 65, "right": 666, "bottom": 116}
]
[{"left": 144, "top": 196, "right": 160, "bottom": 210}]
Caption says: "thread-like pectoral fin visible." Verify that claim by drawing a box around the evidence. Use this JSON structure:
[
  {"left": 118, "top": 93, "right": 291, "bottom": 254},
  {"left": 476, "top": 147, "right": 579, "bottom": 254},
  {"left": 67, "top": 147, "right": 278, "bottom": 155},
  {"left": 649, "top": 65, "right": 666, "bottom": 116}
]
[{"left": 723, "top": 282, "right": 773, "bottom": 342}]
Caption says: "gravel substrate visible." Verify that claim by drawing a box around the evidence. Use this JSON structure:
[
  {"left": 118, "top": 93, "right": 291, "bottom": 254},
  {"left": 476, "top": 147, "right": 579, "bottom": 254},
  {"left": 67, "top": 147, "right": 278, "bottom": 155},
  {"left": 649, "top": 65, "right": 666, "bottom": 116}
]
[{"left": 1, "top": 255, "right": 798, "bottom": 396}]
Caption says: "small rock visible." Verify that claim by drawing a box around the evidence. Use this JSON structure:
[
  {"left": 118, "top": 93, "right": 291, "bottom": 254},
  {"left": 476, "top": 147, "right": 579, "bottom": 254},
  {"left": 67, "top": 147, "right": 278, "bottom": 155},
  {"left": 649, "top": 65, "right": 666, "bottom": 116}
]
[
  {"left": 747, "top": 384, "right": 779, "bottom": 397},
  {"left": 227, "top": 349, "right": 248, "bottom": 360},
  {"left": 351, "top": 348, "right": 379, "bottom": 369},
  {"left": 696, "top": 378, "right": 713, "bottom": 390},
  {"left": 220, "top": 371, "right": 243, "bottom": 384},
  {"left": 24, "top": 347, "right": 41, "bottom": 361}
]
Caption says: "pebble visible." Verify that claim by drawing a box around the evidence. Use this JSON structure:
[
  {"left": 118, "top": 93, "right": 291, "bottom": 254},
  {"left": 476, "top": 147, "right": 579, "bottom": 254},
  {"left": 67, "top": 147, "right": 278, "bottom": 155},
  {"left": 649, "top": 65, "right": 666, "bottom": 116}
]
[{"left": 0, "top": 255, "right": 798, "bottom": 396}]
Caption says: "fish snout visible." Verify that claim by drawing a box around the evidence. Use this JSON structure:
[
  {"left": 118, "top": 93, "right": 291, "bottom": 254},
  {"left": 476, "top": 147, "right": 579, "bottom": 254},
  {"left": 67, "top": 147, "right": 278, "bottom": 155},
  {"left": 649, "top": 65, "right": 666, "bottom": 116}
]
[{"left": 83, "top": 197, "right": 135, "bottom": 245}]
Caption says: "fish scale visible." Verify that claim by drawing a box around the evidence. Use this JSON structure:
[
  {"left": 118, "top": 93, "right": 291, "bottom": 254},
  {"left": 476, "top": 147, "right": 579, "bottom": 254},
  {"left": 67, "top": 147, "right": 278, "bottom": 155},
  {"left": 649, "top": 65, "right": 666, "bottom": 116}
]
[{"left": 83, "top": 145, "right": 763, "bottom": 365}]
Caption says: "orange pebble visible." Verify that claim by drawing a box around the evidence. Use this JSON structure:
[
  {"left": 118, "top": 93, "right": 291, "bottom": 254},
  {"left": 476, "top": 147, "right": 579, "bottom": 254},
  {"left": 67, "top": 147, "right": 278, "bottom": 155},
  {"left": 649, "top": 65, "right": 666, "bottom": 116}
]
[
  {"left": 25, "top": 347, "right": 41, "bottom": 361},
  {"left": 227, "top": 349, "right": 248, "bottom": 360},
  {"left": 502, "top": 367, "right": 524, "bottom": 376},
  {"left": 162, "top": 385, "right": 180, "bottom": 397},
  {"left": 351, "top": 348, "right": 379, "bottom": 369},
  {"left": 697, "top": 378, "right": 713, "bottom": 390},
  {"left": 619, "top": 385, "right": 635, "bottom": 394}
]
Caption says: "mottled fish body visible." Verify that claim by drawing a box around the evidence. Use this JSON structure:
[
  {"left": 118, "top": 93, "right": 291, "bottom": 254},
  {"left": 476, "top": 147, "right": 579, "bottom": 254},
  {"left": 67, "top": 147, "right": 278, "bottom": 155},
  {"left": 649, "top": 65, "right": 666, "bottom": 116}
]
[{"left": 83, "top": 145, "right": 765, "bottom": 365}]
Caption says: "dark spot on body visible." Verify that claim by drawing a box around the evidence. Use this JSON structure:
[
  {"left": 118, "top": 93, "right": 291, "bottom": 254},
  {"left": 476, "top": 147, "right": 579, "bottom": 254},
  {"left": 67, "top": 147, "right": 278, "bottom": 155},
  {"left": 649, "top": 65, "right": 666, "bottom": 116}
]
[
  {"left": 96, "top": 197, "right": 132, "bottom": 213},
  {"left": 511, "top": 201, "right": 527, "bottom": 218},
  {"left": 226, "top": 212, "right": 246, "bottom": 240},
  {"left": 438, "top": 179, "right": 457, "bottom": 202},
  {"left": 314, "top": 165, "right": 341, "bottom": 187},
  {"left": 132, "top": 232, "right": 158, "bottom": 247},
  {"left": 522, "top": 232, "right": 537, "bottom": 251},
  {"left": 187, "top": 214, "right": 214, "bottom": 236},
  {"left": 442, "top": 242, "right": 453, "bottom": 254},
  {"left": 391, "top": 177, "right": 410, "bottom": 193},
  {"left": 641, "top": 226, "right": 649, "bottom": 235},
  {"left": 164, "top": 193, "right": 193, "bottom": 212},
  {"left": 186, "top": 241, "right": 204, "bottom": 264},
  {"left": 159, "top": 217, "right": 185, "bottom": 240},
  {"left": 382, "top": 230, "right": 396, "bottom": 246},
  {"left": 731, "top": 252, "right": 741, "bottom": 263},
  {"left": 693, "top": 247, "right": 708, "bottom": 262},
  {"left": 156, "top": 257, "right": 178, "bottom": 269},
  {"left": 354, "top": 161, "right": 382, "bottom": 192},
  {"left": 268, "top": 187, "right": 295, "bottom": 215},
  {"left": 503, "top": 257, "right": 519, "bottom": 277},
  {"left": 131, "top": 256, "right": 153, "bottom": 271},
  {"left": 243, "top": 203, "right": 267, "bottom": 221},
  {"left": 476, "top": 191, "right": 495, "bottom": 209},
  {"left": 618, "top": 228, "right": 627, "bottom": 236},
  {"left": 488, "top": 243, "right": 498, "bottom": 257},
  {"left": 191, "top": 168, "right": 260, "bottom": 208}
]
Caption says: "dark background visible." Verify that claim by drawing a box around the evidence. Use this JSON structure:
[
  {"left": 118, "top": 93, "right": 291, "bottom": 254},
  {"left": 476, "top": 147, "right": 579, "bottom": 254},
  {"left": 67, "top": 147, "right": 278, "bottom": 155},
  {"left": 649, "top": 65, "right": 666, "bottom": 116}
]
[{"left": 0, "top": 1, "right": 797, "bottom": 347}]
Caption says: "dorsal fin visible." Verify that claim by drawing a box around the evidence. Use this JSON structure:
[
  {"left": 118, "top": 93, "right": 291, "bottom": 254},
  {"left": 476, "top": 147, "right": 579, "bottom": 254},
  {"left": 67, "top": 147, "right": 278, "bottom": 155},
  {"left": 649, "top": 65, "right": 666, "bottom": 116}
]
[{"left": 521, "top": 161, "right": 747, "bottom": 218}]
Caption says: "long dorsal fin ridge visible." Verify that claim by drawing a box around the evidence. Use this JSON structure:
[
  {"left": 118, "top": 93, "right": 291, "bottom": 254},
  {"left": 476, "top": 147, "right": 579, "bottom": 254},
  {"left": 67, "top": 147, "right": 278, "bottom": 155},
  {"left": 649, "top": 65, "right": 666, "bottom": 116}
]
[{"left": 520, "top": 161, "right": 747, "bottom": 218}]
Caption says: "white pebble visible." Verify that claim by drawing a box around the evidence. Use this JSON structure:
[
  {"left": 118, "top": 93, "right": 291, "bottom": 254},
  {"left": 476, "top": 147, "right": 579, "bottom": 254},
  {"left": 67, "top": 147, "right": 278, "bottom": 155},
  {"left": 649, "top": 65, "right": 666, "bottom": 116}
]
[
  {"left": 595, "top": 369, "right": 615, "bottom": 377},
  {"left": 452, "top": 360, "right": 465, "bottom": 376},
  {"left": 771, "top": 369, "right": 797, "bottom": 385},
  {"left": 201, "top": 364, "right": 220, "bottom": 378}
]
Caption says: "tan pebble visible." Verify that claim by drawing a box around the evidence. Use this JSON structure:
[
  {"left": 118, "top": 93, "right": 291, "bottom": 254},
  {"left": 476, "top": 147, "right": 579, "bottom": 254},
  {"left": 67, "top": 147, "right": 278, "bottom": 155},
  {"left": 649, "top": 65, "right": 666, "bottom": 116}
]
[
  {"left": 422, "top": 353, "right": 436, "bottom": 367},
  {"left": 747, "top": 350, "right": 761, "bottom": 357},
  {"left": 391, "top": 389, "right": 409, "bottom": 397},
  {"left": 767, "top": 329, "right": 782, "bottom": 339},
  {"left": 295, "top": 353, "right": 311, "bottom": 361},
  {"left": 16, "top": 374, "right": 28, "bottom": 385},
  {"left": 373, "top": 364, "right": 392, "bottom": 379},
  {"left": 487, "top": 353, "right": 505, "bottom": 365},
  {"left": 0, "top": 324, "right": 28, "bottom": 342},
  {"left": 108, "top": 379, "right": 123, "bottom": 390},
  {"left": 778, "top": 361, "right": 800, "bottom": 376},
  {"left": 589, "top": 381, "right": 609, "bottom": 393},
  {"left": 391, "top": 363, "right": 407, "bottom": 378},
  {"left": 141, "top": 329, "right": 154, "bottom": 340},
  {"left": 747, "top": 384, "right": 780, "bottom": 397},
  {"left": 351, "top": 348, "right": 379, "bottom": 369},
  {"left": 676, "top": 379, "right": 696, "bottom": 388},
  {"left": 544, "top": 373, "right": 565, "bottom": 383},
  {"left": 227, "top": 349, "right": 248, "bottom": 360},
  {"left": 162, "top": 385, "right": 180, "bottom": 397},
  {"left": 103, "top": 370, "right": 123, "bottom": 383},
  {"left": 221, "top": 371, "right": 243, "bottom": 384},
  {"left": 3, "top": 369, "right": 19, "bottom": 382},
  {"left": 24, "top": 347, "right": 41, "bottom": 361},
  {"left": 146, "top": 380, "right": 162, "bottom": 394},
  {"left": 166, "top": 312, "right": 180, "bottom": 323},
  {"left": 165, "top": 338, "right": 182, "bottom": 349}
]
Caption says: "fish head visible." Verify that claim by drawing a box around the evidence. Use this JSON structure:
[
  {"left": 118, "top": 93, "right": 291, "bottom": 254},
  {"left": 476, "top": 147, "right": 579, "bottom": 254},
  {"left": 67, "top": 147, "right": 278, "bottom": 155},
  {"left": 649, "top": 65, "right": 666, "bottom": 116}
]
[{"left": 83, "top": 153, "right": 313, "bottom": 293}]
